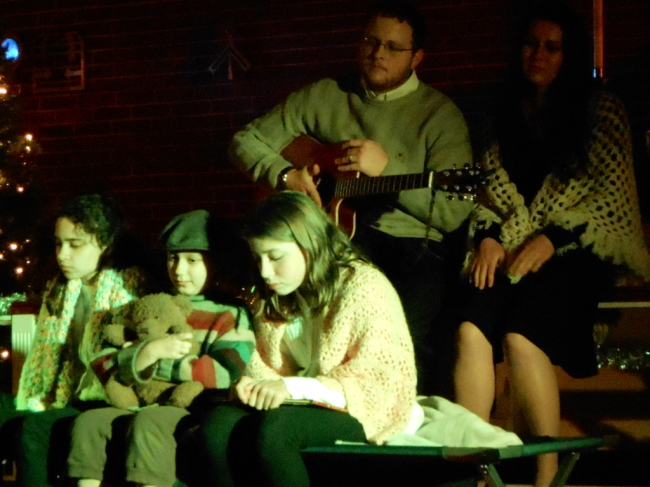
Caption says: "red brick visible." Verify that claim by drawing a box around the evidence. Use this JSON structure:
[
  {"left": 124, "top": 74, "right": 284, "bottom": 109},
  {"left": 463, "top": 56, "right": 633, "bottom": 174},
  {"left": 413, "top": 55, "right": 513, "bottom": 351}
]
[
  {"left": 55, "top": 108, "right": 95, "bottom": 124},
  {"left": 38, "top": 125, "right": 75, "bottom": 139},
  {"left": 75, "top": 121, "right": 112, "bottom": 137},
  {"left": 131, "top": 104, "right": 171, "bottom": 119},
  {"left": 112, "top": 119, "right": 151, "bottom": 135},
  {"left": 95, "top": 106, "right": 131, "bottom": 121},
  {"left": 39, "top": 96, "right": 79, "bottom": 110}
]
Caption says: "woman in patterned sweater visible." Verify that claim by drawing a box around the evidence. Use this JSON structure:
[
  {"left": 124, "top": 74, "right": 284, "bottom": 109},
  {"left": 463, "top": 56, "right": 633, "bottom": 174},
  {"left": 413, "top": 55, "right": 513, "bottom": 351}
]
[
  {"left": 453, "top": 3, "right": 650, "bottom": 487},
  {"left": 195, "top": 191, "right": 417, "bottom": 487}
]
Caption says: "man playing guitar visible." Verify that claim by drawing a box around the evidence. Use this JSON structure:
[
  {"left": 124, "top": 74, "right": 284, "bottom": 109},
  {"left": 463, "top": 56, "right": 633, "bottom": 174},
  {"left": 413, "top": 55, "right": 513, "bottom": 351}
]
[{"left": 229, "top": 0, "right": 474, "bottom": 395}]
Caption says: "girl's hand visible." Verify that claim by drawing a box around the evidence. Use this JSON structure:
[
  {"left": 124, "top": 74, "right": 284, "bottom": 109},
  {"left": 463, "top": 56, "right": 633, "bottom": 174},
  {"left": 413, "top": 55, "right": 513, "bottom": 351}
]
[
  {"left": 147, "top": 332, "right": 193, "bottom": 360},
  {"left": 237, "top": 378, "right": 290, "bottom": 410},
  {"left": 471, "top": 238, "right": 506, "bottom": 289},
  {"left": 234, "top": 376, "right": 257, "bottom": 404},
  {"left": 508, "top": 234, "right": 555, "bottom": 278},
  {"left": 136, "top": 332, "right": 193, "bottom": 371}
]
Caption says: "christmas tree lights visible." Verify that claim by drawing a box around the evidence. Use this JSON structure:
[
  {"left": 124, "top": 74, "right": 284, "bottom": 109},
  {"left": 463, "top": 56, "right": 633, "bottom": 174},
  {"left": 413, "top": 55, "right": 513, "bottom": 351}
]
[{"left": 0, "top": 46, "right": 43, "bottom": 298}]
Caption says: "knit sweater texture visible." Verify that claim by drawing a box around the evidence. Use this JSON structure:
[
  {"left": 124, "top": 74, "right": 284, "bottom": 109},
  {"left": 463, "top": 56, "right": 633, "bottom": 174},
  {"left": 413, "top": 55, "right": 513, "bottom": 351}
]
[
  {"left": 229, "top": 75, "right": 474, "bottom": 240},
  {"left": 468, "top": 91, "right": 650, "bottom": 281},
  {"left": 247, "top": 261, "right": 417, "bottom": 444},
  {"left": 16, "top": 267, "right": 145, "bottom": 411}
]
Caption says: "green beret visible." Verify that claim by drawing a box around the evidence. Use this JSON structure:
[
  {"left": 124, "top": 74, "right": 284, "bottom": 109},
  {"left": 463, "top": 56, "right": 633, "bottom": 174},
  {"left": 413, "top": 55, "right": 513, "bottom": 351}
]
[{"left": 159, "top": 209, "right": 212, "bottom": 252}]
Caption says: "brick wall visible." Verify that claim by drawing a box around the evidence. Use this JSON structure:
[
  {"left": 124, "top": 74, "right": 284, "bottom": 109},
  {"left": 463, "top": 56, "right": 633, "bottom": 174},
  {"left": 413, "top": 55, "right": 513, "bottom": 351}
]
[{"left": 2, "top": 0, "right": 649, "bottom": 245}]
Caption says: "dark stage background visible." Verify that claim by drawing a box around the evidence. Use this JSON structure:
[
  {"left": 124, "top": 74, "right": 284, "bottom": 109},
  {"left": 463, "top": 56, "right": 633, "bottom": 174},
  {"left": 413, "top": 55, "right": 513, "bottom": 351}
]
[{"left": 2, "top": 0, "right": 649, "bottom": 245}]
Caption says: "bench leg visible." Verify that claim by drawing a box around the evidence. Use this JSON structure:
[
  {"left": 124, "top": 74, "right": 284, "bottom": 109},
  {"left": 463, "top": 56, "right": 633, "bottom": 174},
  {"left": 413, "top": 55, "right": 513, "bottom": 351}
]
[
  {"left": 479, "top": 463, "right": 506, "bottom": 487},
  {"left": 549, "top": 451, "right": 581, "bottom": 487}
]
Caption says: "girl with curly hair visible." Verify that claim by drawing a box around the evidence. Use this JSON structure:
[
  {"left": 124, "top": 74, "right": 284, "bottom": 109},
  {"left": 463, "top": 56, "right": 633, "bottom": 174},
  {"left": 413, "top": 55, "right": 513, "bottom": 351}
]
[{"left": 0, "top": 192, "right": 147, "bottom": 486}]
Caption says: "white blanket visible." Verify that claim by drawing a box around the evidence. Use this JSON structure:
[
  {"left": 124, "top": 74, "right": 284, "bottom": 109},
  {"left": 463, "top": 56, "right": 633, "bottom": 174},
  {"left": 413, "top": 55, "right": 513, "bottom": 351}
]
[{"left": 386, "top": 396, "right": 523, "bottom": 448}]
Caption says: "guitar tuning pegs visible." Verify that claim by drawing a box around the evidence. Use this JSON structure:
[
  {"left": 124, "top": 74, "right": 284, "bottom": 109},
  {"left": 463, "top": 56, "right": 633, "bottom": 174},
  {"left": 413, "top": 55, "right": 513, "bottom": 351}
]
[
  {"left": 453, "top": 185, "right": 460, "bottom": 191},
  {"left": 440, "top": 185, "right": 448, "bottom": 191},
  {"left": 442, "top": 170, "right": 450, "bottom": 177},
  {"left": 447, "top": 194, "right": 455, "bottom": 200}
]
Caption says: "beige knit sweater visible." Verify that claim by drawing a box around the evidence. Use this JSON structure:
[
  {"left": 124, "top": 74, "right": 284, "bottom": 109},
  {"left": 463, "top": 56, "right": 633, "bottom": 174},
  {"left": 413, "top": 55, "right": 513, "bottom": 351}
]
[{"left": 247, "top": 261, "right": 417, "bottom": 444}]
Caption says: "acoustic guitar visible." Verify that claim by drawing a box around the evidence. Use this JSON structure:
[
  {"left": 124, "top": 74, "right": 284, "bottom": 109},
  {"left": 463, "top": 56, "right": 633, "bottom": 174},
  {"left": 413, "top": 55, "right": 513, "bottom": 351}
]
[{"left": 280, "top": 134, "right": 487, "bottom": 237}]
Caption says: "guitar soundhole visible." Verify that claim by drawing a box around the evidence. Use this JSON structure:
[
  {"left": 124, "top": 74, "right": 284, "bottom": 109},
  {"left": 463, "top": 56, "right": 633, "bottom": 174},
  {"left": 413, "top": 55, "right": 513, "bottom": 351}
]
[{"left": 317, "top": 172, "right": 337, "bottom": 206}]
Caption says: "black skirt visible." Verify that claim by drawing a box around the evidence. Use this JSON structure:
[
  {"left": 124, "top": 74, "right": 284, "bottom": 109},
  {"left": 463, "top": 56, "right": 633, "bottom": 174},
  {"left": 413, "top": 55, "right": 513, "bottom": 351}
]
[{"left": 457, "top": 249, "right": 615, "bottom": 378}]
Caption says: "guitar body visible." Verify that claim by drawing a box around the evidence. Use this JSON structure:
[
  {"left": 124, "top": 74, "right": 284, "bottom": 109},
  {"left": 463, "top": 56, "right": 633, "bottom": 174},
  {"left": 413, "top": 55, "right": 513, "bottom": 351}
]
[
  {"left": 280, "top": 135, "right": 359, "bottom": 235},
  {"left": 329, "top": 197, "right": 357, "bottom": 238},
  {"left": 279, "top": 134, "right": 485, "bottom": 237}
]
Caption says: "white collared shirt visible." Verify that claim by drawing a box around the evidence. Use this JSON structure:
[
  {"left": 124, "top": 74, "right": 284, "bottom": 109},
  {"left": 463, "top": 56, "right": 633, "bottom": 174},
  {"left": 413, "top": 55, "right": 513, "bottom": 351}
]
[{"left": 363, "top": 70, "right": 420, "bottom": 102}]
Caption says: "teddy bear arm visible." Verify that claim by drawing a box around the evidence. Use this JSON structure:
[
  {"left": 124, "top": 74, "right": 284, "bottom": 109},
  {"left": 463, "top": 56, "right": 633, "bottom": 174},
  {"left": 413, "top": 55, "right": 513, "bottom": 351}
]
[
  {"left": 169, "top": 381, "right": 205, "bottom": 408},
  {"left": 105, "top": 377, "right": 140, "bottom": 409},
  {"left": 136, "top": 380, "right": 177, "bottom": 406}
]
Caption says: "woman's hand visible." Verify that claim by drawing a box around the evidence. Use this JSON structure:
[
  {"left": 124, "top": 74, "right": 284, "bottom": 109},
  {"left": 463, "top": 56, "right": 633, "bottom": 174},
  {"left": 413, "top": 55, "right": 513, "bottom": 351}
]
[
  {"left": 508, "top": 234, "right": 555, "bottom": 278},
  {"left": 235, "top": 376, "right": 290, "bottom": 410},
  {"left": 471, "top": 238, "right": 506, "bottom": 289}
]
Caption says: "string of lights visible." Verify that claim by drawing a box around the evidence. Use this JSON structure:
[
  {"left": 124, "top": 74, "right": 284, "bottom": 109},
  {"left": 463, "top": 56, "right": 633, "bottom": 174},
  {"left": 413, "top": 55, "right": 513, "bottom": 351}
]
[{"left": 1, "top": 52, "right": 42, "bottom": 297}]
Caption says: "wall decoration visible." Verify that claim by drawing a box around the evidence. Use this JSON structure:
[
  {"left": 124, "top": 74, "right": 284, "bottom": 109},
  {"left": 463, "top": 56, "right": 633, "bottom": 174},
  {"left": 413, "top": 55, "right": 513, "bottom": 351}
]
[
  {"left": 32, "top": 32, "right": 84, "bottom": 92},
  {"left": 209, "top": 26, "right": 251, "bottom": 81},
  {"left": 1, "top": 33, "right": 22, "bottom": 77}
]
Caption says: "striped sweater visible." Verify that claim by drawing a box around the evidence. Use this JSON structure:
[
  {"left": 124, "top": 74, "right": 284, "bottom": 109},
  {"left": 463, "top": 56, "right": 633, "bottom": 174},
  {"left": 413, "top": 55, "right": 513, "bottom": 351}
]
[{"left": 104, "top": 294, "right": 255, "bottom": 390}]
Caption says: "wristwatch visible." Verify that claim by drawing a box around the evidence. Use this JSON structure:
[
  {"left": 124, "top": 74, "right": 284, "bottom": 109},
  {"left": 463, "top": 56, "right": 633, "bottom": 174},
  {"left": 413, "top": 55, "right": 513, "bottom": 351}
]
[{"left": 276, "top": 167, "right": 293, "bottom": 191}]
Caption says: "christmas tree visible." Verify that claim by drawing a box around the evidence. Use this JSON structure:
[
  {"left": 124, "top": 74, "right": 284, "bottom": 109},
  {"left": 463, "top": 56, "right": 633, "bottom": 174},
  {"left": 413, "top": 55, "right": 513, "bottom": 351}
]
[{"left": 0, "top": 41, "right": 43, "bottom": 304}]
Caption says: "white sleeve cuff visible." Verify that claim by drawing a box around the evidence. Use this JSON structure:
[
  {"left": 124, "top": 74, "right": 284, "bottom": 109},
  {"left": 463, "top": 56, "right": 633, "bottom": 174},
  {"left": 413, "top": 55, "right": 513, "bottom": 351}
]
[
  {"left": 402, "top": 402, "right": 425, "bottom": 435},
  {"left": 281, "top": 377, "right": 347, "bottom": 408}
]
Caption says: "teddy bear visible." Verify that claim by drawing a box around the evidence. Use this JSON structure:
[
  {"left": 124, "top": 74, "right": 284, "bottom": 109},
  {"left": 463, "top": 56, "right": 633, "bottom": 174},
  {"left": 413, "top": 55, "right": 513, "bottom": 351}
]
[{"left": 101, "top": 292, "right": 205, "bottom": 409}]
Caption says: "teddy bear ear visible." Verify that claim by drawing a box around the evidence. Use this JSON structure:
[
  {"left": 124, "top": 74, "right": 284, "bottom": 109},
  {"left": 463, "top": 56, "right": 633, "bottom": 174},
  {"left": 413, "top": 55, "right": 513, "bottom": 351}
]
[
  {"left": 104, "top": 301, "right": 135, "bottom": 326},
  {"left": 103, "top": 324, "right": 129, "bottom": 345},
  {"left": 171, "top": 294, "right": 194, "bottom": 316}
]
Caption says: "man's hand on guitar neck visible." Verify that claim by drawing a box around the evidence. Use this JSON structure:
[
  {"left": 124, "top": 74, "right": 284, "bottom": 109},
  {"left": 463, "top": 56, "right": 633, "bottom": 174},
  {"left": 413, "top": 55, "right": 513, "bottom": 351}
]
[
  {"left": 335, "top": 139, "right": 388, "bottom": 177},
  {"left": 283, "top": 165, "right": 323, "bottom": 207}
]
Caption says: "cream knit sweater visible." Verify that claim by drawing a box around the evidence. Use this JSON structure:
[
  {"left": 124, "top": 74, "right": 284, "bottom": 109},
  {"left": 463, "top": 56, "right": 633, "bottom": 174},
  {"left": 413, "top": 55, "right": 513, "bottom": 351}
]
[{"left": 247, "top": 261, "right": 417, "bottom": 444}]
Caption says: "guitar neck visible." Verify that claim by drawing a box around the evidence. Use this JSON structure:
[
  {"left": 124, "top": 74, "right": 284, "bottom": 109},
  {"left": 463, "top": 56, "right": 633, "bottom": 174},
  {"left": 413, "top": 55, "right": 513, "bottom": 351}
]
[{"left": 333, "top": 172, "right": 434, "bottom": 199}]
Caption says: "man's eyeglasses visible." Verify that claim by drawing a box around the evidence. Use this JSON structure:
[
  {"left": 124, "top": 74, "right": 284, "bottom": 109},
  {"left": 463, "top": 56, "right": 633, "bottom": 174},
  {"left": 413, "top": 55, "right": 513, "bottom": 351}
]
[{"left": 361, "top": 36, "right": 414, "bottom": 55}]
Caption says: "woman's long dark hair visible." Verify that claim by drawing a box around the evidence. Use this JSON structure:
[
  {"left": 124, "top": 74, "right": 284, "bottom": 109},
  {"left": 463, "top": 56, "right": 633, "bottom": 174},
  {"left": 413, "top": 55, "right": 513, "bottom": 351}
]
[{"left": 492, "top": 1, "right": 594, "bottom": 182}]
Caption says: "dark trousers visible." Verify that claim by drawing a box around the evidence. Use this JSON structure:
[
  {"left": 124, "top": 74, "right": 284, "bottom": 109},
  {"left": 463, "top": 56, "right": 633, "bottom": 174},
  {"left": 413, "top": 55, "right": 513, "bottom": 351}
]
[
  {"left": 353, "top": 225, "right": 464, "bottom": 395},
  {"left": 0, "top": 396, "right": 80, "bottom": 487},
  {"left": 0, "top": 394, "right": 110, "bottom": 487},
  {"left": 191, "top": 404, "right": 365, "bottom": 487}
]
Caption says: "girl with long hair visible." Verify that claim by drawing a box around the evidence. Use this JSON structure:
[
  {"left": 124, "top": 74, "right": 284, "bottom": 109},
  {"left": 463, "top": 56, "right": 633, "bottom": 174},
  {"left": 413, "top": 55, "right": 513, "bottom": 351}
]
[{"left": 194, "top": 191, "right": 417, "bottom": 487}]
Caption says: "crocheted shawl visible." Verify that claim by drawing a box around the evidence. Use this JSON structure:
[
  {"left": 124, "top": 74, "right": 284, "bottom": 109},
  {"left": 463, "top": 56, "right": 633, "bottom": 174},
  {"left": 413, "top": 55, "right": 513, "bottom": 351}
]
[
  {"left": 247, "top": 261, "right": 417, "bottom": 444},
  {"left": 468, "top": 91, "right": 650, "bottom": 281},
  {"left": 16, "top": 267, "right": 144, "bottom": 411}
]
